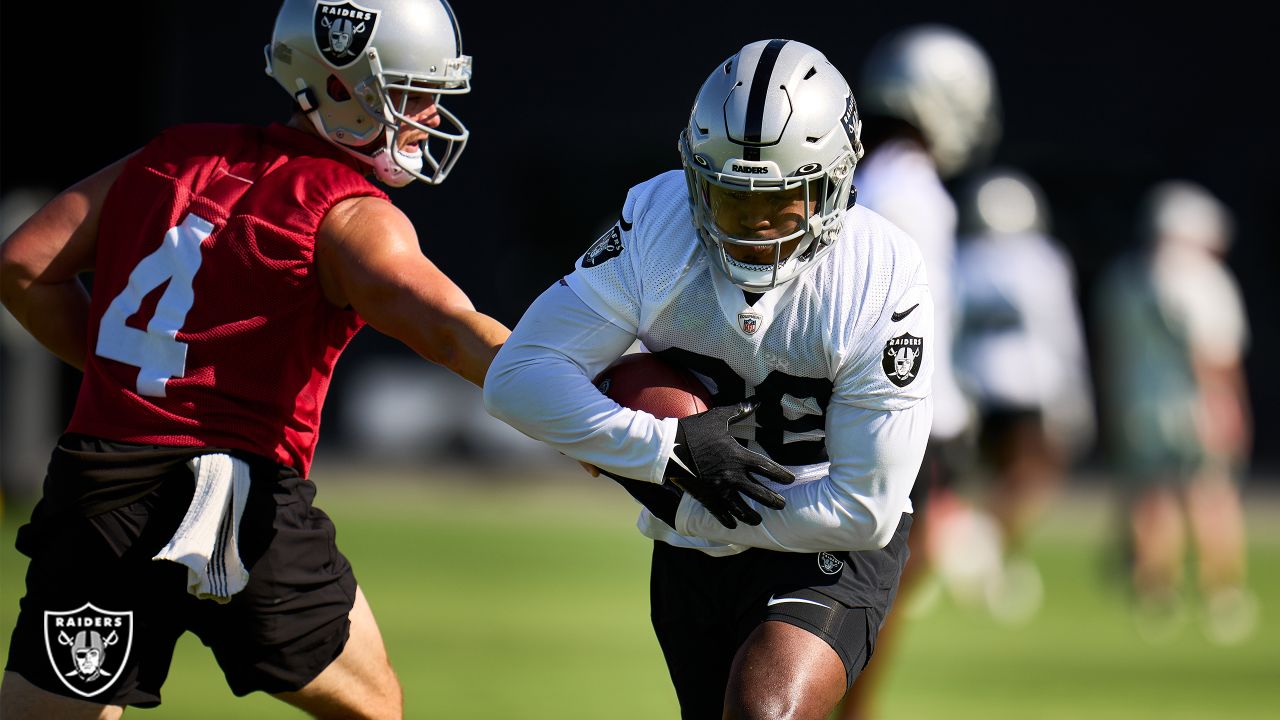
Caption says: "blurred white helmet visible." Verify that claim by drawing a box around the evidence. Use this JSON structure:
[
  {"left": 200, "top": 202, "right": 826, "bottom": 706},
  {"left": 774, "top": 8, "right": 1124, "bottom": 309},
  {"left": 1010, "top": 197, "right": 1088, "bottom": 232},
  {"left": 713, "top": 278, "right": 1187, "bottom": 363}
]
[
  {"left": 1141, "top": 180, "right": 1234, "bottom": 254},
  {"left": 680, "top": 39, "right": 863, "bottom": 291},
  {"left": 860, "top": 24, "right": 1000, "bottom": 178},
  {"left": 264, "top": 0, "right": 471, "bottom": 186},
  {"left": 959, "top": 167, "right": 1050, "bottom": 236}
]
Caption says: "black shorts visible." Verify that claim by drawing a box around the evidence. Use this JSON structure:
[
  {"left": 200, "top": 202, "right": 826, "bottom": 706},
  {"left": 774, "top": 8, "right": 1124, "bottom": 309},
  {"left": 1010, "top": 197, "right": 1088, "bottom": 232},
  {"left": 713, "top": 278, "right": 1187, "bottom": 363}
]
[
  {"left": 5, "top": 435, "right": 357, "bottom": 707},
  {"left": 650, "top": 513, "right": 912, "bottom": 717}
]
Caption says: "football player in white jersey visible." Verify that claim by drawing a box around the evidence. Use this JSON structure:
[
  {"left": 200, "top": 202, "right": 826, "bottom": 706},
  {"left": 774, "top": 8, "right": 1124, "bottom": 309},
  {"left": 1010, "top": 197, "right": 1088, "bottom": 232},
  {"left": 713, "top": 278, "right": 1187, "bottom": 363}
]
[
  {"left": 486, "top": 39, "right": 933, "bottom": 718},
  {"left": 839, "top": 24, "right": 1000, "bottom": 720},
  {"left": 950, "top": 168, "right": 1095, "bottom": 624}
]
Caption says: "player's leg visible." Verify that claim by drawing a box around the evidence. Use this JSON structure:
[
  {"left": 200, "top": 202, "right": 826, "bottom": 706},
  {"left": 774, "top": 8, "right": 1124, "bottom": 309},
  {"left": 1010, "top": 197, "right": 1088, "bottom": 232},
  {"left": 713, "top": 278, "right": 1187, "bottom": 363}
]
[
  {"left": 273, "top": 586, "right": 401, "bottom": 719},
  {"left": 196, "top": 472, "right": 398, "bottom": 718},
  {"left": 0, "top": 672, "right": 124, "bottom": 720},
  {"left": 1129, "top": 484, "right": 1185, "bottom": 598},
  {"left": 723, "top": 617, "right": 856, "bottom": 720},
  {"left": 1185, "top": 470, "right": 1246, "bottom": 593}
]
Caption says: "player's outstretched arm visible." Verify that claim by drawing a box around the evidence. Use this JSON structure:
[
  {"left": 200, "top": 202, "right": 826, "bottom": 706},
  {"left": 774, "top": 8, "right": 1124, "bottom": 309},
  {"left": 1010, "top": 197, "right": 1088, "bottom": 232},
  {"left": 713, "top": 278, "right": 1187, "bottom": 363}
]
[
  {"left": 316, "top": 196, "right": 509, "bottom": 386},
  {"left": 0, "top": 157, "right": 130, "bottom": 370}
]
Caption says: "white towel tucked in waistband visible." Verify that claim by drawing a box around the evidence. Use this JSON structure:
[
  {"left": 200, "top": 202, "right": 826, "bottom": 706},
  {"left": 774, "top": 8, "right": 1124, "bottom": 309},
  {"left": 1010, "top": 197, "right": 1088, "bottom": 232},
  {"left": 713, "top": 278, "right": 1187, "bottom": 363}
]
[{"left": 152, "top": 453, "right": 251, "bottom": 603}]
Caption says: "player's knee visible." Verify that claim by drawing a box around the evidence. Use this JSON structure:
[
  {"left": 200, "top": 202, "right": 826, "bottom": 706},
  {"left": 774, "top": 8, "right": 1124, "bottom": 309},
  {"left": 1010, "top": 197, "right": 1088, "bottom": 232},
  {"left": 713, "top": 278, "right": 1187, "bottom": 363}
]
[{"left": 723, "top": 690, "right": 806, "bottom": 720}]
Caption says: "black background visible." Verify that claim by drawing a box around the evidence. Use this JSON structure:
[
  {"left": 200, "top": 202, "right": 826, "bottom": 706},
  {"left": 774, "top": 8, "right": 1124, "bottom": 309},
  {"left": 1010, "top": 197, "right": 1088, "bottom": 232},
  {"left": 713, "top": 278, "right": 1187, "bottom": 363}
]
[{"left": 1, "top": 2, "right": 1275, "bottom": 471}]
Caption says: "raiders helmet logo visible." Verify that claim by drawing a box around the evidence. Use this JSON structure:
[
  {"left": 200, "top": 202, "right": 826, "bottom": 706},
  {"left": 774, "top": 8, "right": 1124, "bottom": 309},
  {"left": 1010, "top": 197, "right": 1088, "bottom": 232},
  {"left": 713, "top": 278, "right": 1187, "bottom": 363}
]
[
  {"left": 582, "top": 224, "right": 624, "bottom": 268},
  {"left": 314, "top": 1, "right": 380, "bottom": 68},
  {"left": 818, "top": 551, "right": 844, "bottom": 575},
  {"left": 882, "top": 333, "right": 923, "bottom": 387},
  {"left": 738, "top": 312, "right": 761, "bottom": 336},
  {"left": 44, "top": 604, "right": 133, "bottom": 698}
]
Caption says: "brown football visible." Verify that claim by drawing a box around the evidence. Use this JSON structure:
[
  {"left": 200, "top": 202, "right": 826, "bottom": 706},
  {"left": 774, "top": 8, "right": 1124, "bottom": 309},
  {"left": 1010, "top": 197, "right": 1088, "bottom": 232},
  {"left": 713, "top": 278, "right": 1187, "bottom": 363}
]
[{"left": 595, "top": 353, "right": 712, "bottom": 419}]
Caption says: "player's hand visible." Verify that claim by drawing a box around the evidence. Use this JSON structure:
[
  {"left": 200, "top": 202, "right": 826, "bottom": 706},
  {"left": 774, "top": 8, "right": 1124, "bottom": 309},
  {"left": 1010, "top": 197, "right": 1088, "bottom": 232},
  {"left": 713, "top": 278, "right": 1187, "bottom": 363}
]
[{"left": 668, "top": 400, "right": 795, "bottom": 528}]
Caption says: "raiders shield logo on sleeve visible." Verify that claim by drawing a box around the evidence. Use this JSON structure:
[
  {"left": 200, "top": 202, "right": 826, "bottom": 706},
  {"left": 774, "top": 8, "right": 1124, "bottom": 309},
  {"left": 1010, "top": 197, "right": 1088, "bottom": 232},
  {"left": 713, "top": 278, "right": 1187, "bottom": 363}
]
[
  {"left": 314, "top": 1, "right": 380, "bottom": 68},
  {"left": 882, "top": 333, "right": 923, "bottom": 387},
  {"left": 43, "top": 604, "right": 133, "bottom": 698},
  {"left": 582, "top": 224, "right": 624, "bottom": 268}
]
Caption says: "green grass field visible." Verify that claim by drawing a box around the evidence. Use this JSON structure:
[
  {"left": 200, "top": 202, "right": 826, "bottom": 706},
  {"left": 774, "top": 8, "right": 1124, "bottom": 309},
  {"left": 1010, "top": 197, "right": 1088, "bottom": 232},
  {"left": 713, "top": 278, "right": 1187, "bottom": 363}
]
[{"left": 3, "top": 466, "right": 1278, "bottom": 719}]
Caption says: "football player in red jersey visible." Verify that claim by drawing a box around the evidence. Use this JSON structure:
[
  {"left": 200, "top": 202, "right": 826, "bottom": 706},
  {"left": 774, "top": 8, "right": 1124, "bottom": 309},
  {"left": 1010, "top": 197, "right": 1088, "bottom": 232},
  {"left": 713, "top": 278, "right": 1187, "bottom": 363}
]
[{"left": 0, "top": 1, "right": 506, "bottom": 718}]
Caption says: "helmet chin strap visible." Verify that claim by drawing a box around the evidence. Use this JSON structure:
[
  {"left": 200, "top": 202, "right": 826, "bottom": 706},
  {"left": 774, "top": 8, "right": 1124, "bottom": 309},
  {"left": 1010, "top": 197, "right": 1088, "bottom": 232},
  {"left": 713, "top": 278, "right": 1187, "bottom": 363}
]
[{"left": 297, "top": 87, "right": 423, "bottom": 188}]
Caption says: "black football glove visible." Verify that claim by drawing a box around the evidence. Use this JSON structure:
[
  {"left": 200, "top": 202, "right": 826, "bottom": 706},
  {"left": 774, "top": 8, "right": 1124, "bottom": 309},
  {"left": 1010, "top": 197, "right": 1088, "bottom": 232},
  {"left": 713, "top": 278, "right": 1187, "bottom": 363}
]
[{"left": 667, "top": 400, "right": 795, "bottom": 529}]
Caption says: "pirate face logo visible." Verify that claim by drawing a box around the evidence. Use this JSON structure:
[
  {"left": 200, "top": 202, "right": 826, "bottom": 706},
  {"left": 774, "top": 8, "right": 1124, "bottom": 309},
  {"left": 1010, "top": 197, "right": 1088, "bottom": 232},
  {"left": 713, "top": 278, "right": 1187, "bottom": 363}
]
[
  {"left": 44, "top": 604, "right": 133, "bottom": 698},
  {"left": 882, "top": 333, "right": 924, "bottom": 387},
  {"left": 582, "top": 224, "right": 624, "bottom": 268},
  {"left": 818, "top": 551, "right": 845, "bottom": 575},
  {"left": 314, "top": 1, "right": 380, "bottom": 68}
]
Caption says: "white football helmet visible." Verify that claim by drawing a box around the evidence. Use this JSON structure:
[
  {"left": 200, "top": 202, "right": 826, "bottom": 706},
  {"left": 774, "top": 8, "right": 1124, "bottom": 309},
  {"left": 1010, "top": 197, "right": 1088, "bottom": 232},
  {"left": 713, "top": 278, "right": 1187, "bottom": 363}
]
[
  {"left": 1141, "top": 180, "right": 1234, "bottom": 254},
  {"left": 680, "top": 39, "right": 863, "bottom": 291},
  {"left": 264, "top": 0, "right": 471, "bottom": 186},
  {"left": 959, "top": 168, "right": 1050, "bottom": 236},
  {"left": 860, "top": 24, "right": 1000, "bottom": 178}
]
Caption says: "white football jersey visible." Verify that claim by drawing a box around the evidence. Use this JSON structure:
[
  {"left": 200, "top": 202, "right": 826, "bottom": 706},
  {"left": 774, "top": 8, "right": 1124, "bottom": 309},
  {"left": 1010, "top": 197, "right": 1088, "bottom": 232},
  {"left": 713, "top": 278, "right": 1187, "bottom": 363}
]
[{"left": 486, "top": 170, "right": 934, "bottom": 555}]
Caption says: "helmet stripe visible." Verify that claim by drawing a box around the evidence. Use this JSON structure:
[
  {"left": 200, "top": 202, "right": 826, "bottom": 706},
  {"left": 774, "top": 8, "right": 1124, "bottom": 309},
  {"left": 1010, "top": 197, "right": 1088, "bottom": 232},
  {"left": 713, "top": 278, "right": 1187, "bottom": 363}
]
[
  {"left": 742, "top": 38, "right": 789, "bottom": 159},
  {"left": 440, "top": 0, "right": 462, "bottom": 55}
]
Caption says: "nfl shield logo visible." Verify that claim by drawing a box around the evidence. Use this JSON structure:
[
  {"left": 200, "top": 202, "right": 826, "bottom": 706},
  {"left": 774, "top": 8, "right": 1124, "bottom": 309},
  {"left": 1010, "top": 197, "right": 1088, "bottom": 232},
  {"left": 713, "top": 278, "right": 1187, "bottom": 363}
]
[
  {"left": 44, "top": 603, "right": 133, "bottom": 698},
  {"left": 314, "top": 1, "right": 380, "bottom": 68},
  {"left": 738, "top": 312, "right": 761, "bottom": 336}
]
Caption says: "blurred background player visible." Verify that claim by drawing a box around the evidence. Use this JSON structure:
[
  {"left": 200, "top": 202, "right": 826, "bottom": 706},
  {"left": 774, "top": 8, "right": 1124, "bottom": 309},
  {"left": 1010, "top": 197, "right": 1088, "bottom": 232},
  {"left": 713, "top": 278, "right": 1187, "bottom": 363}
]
[
  {"left": 839, "top": 23, "right": 999, "bottom": 720},
  {"left": 0, "top": 0, "right": 509, "bottom": 717},
  {"left": 946, "top": 167, "right": 1095, "bottom": 622},
  {"left": 1095, "top": 180, "right": 1257, "bottom": 645}
]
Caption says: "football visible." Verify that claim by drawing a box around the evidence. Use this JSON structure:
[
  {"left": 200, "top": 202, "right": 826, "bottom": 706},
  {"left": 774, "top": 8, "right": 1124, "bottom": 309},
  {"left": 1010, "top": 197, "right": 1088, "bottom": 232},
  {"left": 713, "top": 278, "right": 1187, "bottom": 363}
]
[{"left": 595, "top": 353, "right": 712, "bottom": 419}]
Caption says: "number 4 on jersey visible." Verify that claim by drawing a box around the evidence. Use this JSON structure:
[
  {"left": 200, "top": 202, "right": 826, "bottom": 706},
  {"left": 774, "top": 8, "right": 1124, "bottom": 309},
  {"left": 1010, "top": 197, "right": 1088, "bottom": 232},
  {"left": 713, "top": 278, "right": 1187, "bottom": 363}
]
[{"left": 95, "top": 213, "right": 212, "bottom": 397}]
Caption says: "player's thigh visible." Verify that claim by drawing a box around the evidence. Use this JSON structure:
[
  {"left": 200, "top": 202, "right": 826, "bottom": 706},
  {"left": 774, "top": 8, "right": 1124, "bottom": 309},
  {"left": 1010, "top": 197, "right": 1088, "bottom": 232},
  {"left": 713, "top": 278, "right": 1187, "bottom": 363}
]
[
  {"left": 724, "top": 620, "right": 848, "bottom": 720},
  {"left": 272, "top": 586, "right": 400, "bottom": 720},
  {"left": 0, "top": 671, "right": 123, "bottom": 720}
]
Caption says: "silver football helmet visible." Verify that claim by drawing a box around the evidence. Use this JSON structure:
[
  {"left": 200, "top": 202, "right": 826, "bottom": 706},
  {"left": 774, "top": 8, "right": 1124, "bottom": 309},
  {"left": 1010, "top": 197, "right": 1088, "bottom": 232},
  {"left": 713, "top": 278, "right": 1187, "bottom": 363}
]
[
  {"left": 1141, "top": 180, "right": 1234, "bottom": 254},
  {"left": 264, "top": 0, "right": 471, "bottom": 186},
  {"left": 959, "top": 168, "right": 1050, "bottom": 236},
  {"left": 680, "top": 39, "right": 863, "bottom": 291},
  {"left": 860, "top": 24, "right": 1000, "bottom": 178}
]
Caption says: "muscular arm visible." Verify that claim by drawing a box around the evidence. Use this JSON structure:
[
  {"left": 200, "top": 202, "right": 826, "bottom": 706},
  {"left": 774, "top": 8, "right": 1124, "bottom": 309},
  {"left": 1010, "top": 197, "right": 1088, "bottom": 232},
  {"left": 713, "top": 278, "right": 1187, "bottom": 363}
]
[
  {"left": 315, "top": 195, "right": 509, "bottom": 386},
  {"left": 484, "top": 281, "right": 675, "bottom": 484},
  {"left": 0, "top": 157, "right": 129, "bottom": 370}
]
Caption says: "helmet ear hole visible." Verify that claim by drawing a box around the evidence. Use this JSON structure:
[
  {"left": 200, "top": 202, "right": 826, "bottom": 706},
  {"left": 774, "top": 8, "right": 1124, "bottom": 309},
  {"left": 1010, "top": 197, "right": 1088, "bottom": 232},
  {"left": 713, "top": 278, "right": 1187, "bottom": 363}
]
[{"left": 326, "top": 74, "right": 352, "bottom": 102}]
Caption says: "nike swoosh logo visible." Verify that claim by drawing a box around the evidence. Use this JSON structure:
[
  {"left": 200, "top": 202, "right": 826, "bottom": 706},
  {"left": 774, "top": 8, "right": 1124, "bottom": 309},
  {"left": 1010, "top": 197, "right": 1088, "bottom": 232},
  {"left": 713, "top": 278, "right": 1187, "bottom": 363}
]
[
  {"left": 668, "top": 444, "right": 695, "bottom": 476},
  {"left": 891, "top": 303, "right": 919, "bottom": 322},
  {"left": 619, "top": 213, "right": 633, "bottom": 231},
  {"left": 766, "top": 594, "right": 830, "bottom": 609}
]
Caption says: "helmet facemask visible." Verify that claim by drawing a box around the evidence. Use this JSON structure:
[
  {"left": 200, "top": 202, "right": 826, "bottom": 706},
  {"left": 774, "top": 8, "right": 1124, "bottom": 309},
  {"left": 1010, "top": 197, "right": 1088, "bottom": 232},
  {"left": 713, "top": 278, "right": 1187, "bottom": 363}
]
[{"left": 681, "top": 133, "right": 855, "bottom": 290}]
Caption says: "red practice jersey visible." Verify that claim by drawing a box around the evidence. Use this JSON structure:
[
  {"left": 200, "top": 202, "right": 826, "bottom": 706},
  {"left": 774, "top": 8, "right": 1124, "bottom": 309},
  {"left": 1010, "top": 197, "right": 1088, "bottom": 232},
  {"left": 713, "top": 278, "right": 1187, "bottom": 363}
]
[{"left": 67, "top": 123, "right": 388, "bottom": 475}]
